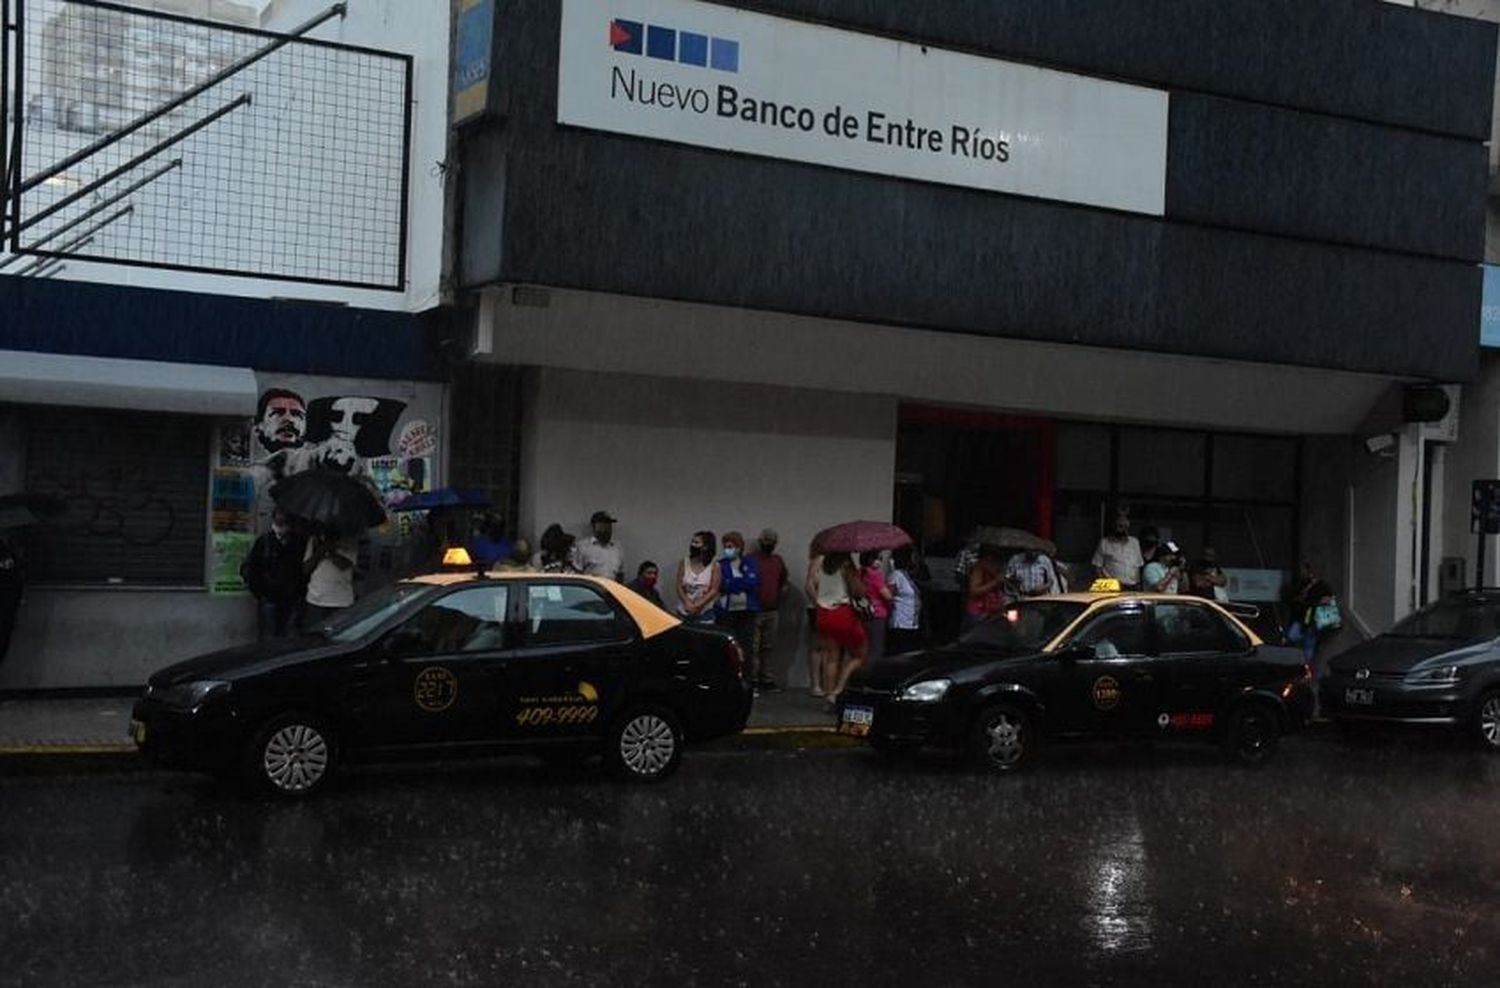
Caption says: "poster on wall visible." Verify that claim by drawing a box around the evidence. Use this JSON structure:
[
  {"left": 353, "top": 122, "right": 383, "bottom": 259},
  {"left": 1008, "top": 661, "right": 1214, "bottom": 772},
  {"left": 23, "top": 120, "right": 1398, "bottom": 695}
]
[
  {"left": 206, "top": 378, "right": 443, "bottom": 595},
  {"left": 211, "top": 532, "right": 253, "bottom": 595},
  {"left": 211, "top": 467, "right": 255, "bottom": 535}
]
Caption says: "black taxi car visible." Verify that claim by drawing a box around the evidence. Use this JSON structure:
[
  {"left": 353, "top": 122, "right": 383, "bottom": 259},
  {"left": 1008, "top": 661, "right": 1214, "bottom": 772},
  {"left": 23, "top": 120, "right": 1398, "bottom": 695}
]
[
  {"left": 837, "top": 589, "right": 1314, "bottom": 771},
  {"left": 1320, "top": 590, "right": 1500, "bottom": 749},
  {"left": 131, "top": 572, "right": 752, "bottom": 795}
]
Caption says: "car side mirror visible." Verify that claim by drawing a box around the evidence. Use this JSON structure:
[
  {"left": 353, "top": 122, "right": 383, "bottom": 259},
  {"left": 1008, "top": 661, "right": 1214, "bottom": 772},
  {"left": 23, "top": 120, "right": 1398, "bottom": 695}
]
[
  {"left": 383, "top": 625, "right": 424, "bottom": 656},
  {"left": 1059, "top": 642, "right": 1097, "bottom": 662}
]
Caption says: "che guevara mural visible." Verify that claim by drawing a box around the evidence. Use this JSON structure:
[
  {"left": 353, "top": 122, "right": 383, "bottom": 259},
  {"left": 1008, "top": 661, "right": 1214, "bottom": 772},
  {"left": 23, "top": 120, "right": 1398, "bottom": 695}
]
[{"left": 210, "top": 376, "right": 444, "bottom": 593}]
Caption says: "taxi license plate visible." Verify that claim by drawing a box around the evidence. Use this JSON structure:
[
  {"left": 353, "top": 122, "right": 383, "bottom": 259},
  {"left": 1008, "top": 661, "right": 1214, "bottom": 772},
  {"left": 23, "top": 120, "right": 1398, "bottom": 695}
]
[
  {"left": 839, "top": 705, "right": 874, "bottom": 737},
  {"left": 128, "top": 719, "right": 146, "bottom": 745},
  {"left": 1344, "top": 688, "right": 1375, "bottom": 706}
]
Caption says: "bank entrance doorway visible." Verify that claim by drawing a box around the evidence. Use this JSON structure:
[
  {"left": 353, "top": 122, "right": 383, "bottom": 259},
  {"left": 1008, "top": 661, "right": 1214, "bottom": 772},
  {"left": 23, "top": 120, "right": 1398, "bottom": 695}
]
[{"left": 895, "top": 405, "right": 1303, "bottom": 641}]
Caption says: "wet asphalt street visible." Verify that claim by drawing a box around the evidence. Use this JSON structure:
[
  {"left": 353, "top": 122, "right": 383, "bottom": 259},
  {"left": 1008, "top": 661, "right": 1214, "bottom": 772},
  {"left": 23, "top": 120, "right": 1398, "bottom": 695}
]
[{"left": 2, "top": 732, "right": 1498, "bottom": 988}]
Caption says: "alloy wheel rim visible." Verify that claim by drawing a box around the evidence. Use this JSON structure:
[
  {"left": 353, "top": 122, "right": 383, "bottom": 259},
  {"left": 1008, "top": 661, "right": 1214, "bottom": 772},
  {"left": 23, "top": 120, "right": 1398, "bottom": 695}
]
[
  {"left": 985, "top": 713, "right": 1024, "bottom": 766},
  {"left": 263, "top": 724, "right": 329, "bottom": 792},
  {"left": 1481, "top": 697, "right": 1500, "bottom": 747},
  {"left": 1240, "top": 713, "right": 1271, "bottom": 756},
  {"left": 620, "top": 715, "right": 675, "bottom": 776}
]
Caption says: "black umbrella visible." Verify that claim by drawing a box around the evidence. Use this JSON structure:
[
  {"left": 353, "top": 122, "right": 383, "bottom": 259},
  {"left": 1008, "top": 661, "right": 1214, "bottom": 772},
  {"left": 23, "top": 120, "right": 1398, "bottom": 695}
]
[{"left": 270, "top": 470, "right": 386, "bottom": 537}]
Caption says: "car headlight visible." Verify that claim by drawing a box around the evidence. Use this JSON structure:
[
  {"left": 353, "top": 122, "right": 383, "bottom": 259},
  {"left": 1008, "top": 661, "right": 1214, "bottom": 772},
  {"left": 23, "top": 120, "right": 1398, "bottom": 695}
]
[
  {"left": 897, "top": 679, "right": 951, "bottom": 703},
  {"left": 1405, "top": 666, "right": 1462, "bottom": 688},
  {"left": 156, "top": 680, "right": 231, "bottom": 710}
]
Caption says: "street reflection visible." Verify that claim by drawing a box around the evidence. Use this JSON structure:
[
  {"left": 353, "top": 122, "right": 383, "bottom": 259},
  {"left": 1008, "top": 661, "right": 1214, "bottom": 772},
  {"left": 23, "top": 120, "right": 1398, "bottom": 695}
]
[{"left": 1082, "top": 811, "right": 1155, "bottom": 954}]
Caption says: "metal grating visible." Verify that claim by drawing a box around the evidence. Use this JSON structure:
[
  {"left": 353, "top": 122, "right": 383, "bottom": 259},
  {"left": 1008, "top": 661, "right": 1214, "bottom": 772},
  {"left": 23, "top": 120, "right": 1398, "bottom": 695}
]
[{"left": 2, "top": 0, "right": 411, "bottom": 289}]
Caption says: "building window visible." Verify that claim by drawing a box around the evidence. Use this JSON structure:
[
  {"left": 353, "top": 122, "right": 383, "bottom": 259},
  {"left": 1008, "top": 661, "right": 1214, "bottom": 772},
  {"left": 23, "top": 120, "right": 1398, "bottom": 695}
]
[
  {"left": 1054, "top": 427, "right": 1300, "bottom": 576},
  {"left": 24, "top": 406, "right": 209, "bottom": 586}
]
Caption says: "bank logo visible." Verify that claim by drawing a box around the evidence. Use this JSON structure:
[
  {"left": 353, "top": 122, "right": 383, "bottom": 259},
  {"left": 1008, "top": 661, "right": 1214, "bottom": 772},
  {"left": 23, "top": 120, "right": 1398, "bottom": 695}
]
[{"left": 609, "top": 18, "right": 739, "bottom": 72}]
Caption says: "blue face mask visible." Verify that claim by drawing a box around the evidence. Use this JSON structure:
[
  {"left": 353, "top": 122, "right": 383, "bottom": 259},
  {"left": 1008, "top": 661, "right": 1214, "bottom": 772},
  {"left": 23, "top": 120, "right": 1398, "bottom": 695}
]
[{"left": 723, "top": 547, "right": 740, "bottom": 561}]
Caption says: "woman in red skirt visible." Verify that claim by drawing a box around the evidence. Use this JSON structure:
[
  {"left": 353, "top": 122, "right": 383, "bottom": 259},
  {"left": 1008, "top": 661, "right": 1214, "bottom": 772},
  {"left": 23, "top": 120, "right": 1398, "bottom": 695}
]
[{"left": 806, "top": 551, "right": 869, "bottom": 708}]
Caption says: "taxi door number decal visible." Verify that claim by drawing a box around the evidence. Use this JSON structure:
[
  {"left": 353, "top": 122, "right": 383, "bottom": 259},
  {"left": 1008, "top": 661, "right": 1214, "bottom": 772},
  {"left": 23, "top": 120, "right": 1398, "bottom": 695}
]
[
  {"left": 515, "top": 681, "right": 601, "bottom": 728},
  {"left": 1091, "top": 675, "right": 1122, "bottom": 711},
  {"left": 414, "top": 667, "right": 458, "bottom": 713}
]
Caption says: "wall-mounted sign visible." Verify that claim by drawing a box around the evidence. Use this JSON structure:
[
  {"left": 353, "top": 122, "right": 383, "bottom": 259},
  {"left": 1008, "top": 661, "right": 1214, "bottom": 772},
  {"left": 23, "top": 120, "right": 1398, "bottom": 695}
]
[
  {"left": 454, "top": 0, "right": 495, "bottom": 124},
  {"left": 1482, "top": 264, "right": 1500, "bottom": 349},
  {"left": 557, "top": 0, "right": 1169, "bottom": 215}
]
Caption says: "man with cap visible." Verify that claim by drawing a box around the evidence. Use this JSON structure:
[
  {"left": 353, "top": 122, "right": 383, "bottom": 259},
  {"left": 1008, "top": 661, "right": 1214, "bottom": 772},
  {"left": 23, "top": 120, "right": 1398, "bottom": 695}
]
[
  {"left": 575, "top": 510, "right": 625, "bottom": 581},
  {"left": 748, "top": 528, "right": 789, "bottom": 691}
]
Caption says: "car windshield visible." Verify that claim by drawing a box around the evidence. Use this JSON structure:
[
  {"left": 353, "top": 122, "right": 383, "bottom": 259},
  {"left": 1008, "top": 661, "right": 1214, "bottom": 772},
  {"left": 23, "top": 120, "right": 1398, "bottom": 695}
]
[
  {"left": 1386, "top": 597, "right": 1500, "bottom": 641},
  {"left": 318, "top": 582, "right": 439, "bottom": 642},
  {"left": 961, "top": 600, "right": 1089, "bottom": 652}
]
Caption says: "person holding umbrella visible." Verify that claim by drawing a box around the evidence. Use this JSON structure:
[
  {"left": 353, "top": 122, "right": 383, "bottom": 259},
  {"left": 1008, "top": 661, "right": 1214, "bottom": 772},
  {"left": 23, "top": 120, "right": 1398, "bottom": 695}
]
[
  {"left": 807, "top": 551, "right": 867, "bottom": 709},
  {"left": 806, "top": 521, "right": 912, "bottom": 706},
  {"left": 303, "top": 530, "right": 357, "bottom": 628},
  {"left": 269, "top": 469, "right": 385, "bottom": 629}
]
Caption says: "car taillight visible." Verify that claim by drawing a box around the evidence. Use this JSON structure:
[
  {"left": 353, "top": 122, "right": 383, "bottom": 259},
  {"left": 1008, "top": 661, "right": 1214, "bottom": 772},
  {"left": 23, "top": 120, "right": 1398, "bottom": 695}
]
[{"left": 727, "top": 639, "right": 746, "bottom": 680}]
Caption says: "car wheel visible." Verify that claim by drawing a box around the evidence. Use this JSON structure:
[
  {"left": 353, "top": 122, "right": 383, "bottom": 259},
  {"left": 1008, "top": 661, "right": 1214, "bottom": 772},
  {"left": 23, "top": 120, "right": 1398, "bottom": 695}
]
[
  {"left": 1475, "top": 691, "right": 1500, "bottom": 752},
  {"left": 969, "top": 703, "right": 1033, "bottom": 773},
  {"left": 1222, "top": 704, "right": 1280, "bottom": 767},
  {"left": 608, "top": 705, "right": 684, "bottom": 783},
  {"left": 243, "top": 712, "right": 336, "bottom": 798}
]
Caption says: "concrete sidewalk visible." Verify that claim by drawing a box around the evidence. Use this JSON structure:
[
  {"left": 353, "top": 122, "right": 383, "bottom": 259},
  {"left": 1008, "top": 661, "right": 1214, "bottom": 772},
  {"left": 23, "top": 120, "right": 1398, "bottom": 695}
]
[{"left": 0, "top": 688, "right": 847, "bottom": 765}]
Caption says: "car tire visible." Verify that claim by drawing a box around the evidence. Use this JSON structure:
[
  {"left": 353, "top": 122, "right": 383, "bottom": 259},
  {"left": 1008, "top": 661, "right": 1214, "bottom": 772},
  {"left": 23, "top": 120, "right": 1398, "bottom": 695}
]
[
  {"left": 1222, "top": 703, "right": 1280, "bottom": 767},
  {"left": 608, "top": 705, "right": 684, "bottom": 783},
  {"left": 242, "top": 712, "right": 337, "bottom": 798},
  {"left": 969, "top": 703, "right": 1033, "bottom": 773},
  {"left": 1474, "top": 690, "right": 1500, "bottom": 752}
]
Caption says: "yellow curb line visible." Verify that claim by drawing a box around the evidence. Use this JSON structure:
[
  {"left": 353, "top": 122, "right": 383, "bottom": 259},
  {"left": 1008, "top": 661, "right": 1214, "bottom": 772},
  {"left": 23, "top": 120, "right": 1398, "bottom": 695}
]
[{"left": 0, "top": 744, "right": 136, "bottom": 755}]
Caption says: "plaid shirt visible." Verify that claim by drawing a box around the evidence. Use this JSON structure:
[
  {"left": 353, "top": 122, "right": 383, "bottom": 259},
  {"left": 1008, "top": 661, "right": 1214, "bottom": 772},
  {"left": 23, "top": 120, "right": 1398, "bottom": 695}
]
[{"left": 1006, "top": 553, "right": 1062, "bottom": 596}]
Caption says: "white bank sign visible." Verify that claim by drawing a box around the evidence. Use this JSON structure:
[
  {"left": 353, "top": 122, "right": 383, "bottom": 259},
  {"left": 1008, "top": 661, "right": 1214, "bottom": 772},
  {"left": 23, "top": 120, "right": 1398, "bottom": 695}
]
[{"left": 557, "top": 0, "right": 1169, "bottom": 215}]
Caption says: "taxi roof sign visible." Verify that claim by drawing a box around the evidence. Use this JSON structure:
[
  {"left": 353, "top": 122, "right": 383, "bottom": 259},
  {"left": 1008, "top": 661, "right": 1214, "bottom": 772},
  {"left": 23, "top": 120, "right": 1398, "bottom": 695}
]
[
  {"left": 1088, "top": 578, "right": 1123, "bottom": 593},
  {"left": 442, "top": 546, "right": 473, "bottom": 567}
]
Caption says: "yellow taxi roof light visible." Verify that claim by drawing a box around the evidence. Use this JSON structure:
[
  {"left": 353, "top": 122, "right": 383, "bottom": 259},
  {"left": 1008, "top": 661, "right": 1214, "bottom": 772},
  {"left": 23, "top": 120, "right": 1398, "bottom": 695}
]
[
  {"left": 442, "top": 546, "right": 473, "bottom": 567},
  {"left": 1089, "top": 578, "right": 1122, "bottom": 593}
]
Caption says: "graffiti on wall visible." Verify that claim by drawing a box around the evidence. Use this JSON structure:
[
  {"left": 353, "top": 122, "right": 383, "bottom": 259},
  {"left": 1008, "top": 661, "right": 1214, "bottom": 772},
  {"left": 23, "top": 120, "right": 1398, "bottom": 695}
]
[
  {"left": 253, "top": 389, "right": 409, "bottom": 481},
  {"left": 29, "top": 465, "right": 177, "bottom": 547},
  {"left": 201, "top": 382, "right": 442, "bottom": 595},
  {"left": 250, "top": 385, "right": 438, "bottom": 520}
]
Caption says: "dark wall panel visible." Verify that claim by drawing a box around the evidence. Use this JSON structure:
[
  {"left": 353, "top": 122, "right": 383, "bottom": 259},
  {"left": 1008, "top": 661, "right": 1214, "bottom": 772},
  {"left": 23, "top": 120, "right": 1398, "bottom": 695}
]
[
  {"left": 0, "top": 276, "right": 447, "bottom": 381},
  {"left": 495, "top": 135, "right": 1476, "bottom": 381},
  {"left": 1167, "top": 94, "right": 1490, "bottom": 263},
  {"left": 738, "top": 0, "right": 1498, "bottom": 139}
]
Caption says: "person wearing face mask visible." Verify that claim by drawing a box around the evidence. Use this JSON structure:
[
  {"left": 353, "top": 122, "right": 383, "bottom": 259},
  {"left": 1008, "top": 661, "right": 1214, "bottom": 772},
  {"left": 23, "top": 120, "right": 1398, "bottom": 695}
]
[
  {"left": 714, "top": 531, "right": 762, "bottom": 663},
  {"left": 241, "top": 509, "right": 308, "bottom": 639},
  {"left": 676, "top": 531, "right": 722, "bottom": 625},
  {"left": 626, "top": 560, "right": 666, "bottom": 609}
]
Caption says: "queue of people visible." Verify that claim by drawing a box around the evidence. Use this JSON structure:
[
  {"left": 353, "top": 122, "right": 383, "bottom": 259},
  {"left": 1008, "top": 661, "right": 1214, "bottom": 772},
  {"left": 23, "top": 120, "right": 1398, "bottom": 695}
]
[{"left": 1090, "top": 509, "right": 1342, "bottom": 661}]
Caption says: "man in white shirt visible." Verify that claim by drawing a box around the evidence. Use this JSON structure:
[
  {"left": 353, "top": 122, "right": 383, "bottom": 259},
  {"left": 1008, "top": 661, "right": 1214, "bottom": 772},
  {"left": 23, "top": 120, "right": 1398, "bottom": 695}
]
[
  {"left": 303, "top": 534, "right": 357, "bottom": 627},
  {"left": 1091, "top": 513, "right": 1144, "bottom": 589},
  {"left": 574, "top": 510, "right": 625, "bottom": 581}
]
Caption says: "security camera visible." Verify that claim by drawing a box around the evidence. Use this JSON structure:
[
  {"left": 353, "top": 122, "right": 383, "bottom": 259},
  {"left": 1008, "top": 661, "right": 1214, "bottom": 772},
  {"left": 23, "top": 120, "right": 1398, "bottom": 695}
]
[{"left": 1364, "top": 433, "right": 1396, "bottom": 456}]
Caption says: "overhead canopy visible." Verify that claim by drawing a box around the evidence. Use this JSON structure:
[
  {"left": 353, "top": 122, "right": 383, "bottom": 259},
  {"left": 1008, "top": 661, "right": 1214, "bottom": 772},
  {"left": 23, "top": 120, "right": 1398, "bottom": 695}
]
[{"left": 0, "top": 349, "right": 257, "bottom": 416}]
